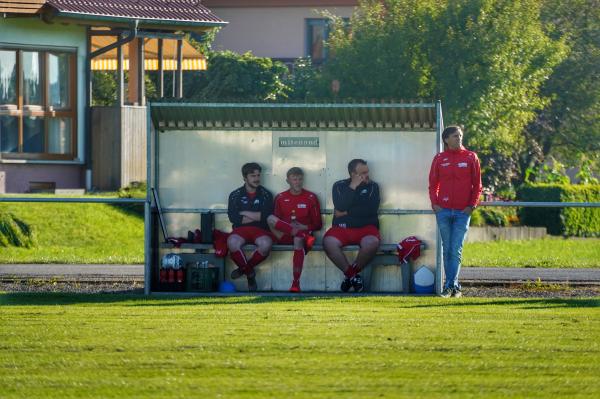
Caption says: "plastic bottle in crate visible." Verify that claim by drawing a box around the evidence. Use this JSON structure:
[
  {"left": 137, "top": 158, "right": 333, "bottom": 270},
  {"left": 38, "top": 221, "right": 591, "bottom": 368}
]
[{"left": 159, "top": 266, "right": 168, "bottom": 283}]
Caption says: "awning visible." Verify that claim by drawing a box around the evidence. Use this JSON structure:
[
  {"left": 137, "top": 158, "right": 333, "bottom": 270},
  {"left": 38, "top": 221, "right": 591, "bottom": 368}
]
[
  {"left": 90, "top": 36, "right": 207, "bottom": 71},
  {"left": 150, "top": 103, "right": 438, "bottom": 131}
]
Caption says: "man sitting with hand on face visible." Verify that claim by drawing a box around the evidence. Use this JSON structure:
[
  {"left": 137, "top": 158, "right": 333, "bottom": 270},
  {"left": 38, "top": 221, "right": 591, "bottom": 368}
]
[
  {"left": 322, "top": 159, "right": 381, "bottom": 293},
  {"left": 267, "top": 167, "right": 322, "bottom": 292}
]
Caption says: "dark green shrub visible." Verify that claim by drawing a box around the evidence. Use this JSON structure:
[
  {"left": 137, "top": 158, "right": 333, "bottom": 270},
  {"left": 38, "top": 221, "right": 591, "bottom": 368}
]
[
  {"left": 470, "top": 209, "right": 484, "bottom": 226},
  {"left": 118, "top": 181, "right": 147, "bottom": 199},
  {"left": 516, "top": 183, "right": 600, "bottom": 236},
  {"left": 470, "top": 207, "right": 513, "bottom": 227},
  {"left": 195, "top": 51, "right": 290, "bottom": 101}
]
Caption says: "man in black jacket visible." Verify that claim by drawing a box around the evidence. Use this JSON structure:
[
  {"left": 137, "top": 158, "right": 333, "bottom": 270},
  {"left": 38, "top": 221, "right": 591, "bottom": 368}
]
[
  {"left": 227, "top": 162, "right": 274, "bottom": 291},
  {"left": 323, "top": 159, "right": 381, "bottom": 292}
]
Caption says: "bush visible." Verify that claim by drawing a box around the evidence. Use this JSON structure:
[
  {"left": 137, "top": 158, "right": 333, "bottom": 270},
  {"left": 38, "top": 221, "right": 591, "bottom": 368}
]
[
  {"left": 470, "top": 208, "right": 511, "bottom": 227},
  {"left": 517, "top": 183, "right": 600, "bottom": 236},
  {"left": 470, "top": 210, "right": 484, "bottom": 227},
  {"left": 0, "top": 212, "right": 35, "bottom": 248},
  {"left": 118, "top": 181, "right": 147, "bottom": 199},
  {"left": 195, "top": 51, "right": 290, "bottom": 101}
]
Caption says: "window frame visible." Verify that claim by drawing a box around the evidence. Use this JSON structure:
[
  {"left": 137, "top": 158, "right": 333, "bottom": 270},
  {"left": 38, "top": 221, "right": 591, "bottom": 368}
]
[
  {"left": 305, "top": 18, "right": 349, "bottom": 63},
  {"left": 0, "top": 46, "right": 77, "bottom": 161}
]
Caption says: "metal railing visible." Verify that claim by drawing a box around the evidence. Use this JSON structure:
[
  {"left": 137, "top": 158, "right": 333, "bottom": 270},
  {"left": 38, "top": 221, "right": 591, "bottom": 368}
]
[
  {"left": 1, "top": 196, "right": 597, "bottom": 296},
  {"left": 0, "top": 196, "right": 150, "bottom": 293},
  {"left": 0, "top": 197, "right": 146, "bottom": 204},
  {"left": 480, "top": 201, "right": 600, "bottom": 208}
]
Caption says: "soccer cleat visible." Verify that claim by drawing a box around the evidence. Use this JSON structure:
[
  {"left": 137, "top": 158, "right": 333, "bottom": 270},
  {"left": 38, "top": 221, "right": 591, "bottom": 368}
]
[
  {"left": 351, "top": 274, "right": 364, "bottom": 292},
  {"left": 289, "top": 281, "right": 301, "bottom": 293},
  {"left": 304, "top": 234, "right": 316, "bottom": 254},
  {"left": 231, "top": 267, "right": 255, "bottom": 280},
  {"left": 451, "top": 288, "right": 462, "bottom": 298},
  {"left": 440, "top": 287, "right": 453, "bottom": 298},
  {"left": 230, "top": 268, "right": 244, "bottom": 279},
  {"left": 247, "top": 275, "right": 258, "bottom": 292},
  {"left": 340, "top": 277, "right": 352, "bottom": 292}
]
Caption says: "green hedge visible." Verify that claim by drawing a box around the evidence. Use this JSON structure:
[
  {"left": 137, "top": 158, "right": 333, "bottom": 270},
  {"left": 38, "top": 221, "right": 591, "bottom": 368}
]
[
  {"left": 470, "top": 208, "right": 510, "bottom": 227},
  {"left": 516, "top": 183, "right": 600, "bottom": 236}
]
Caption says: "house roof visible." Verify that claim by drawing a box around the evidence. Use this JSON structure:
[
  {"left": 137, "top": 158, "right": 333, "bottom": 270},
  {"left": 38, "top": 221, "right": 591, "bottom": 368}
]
[{"left": 46, "top": 0, "right": 226, "bottom": 26}]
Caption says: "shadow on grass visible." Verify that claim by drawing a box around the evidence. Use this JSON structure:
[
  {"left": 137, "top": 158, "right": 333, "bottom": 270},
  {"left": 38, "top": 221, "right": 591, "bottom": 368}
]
[
  {"left": 1, "top": 292, "right": 598, "bottom": 309},
  {"left": 108, "top": 203, "right": 144, "bottom": 220},
  {"left": 0, "top": 292, "right": 346, "bottom": 306},
  {"left": 394, "top": 297, "right": 600, "bottom": 309}
]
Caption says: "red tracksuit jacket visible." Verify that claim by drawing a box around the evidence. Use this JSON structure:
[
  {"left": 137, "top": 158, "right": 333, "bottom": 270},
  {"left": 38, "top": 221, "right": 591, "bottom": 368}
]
[
  {"left": 428, "top": 146, "right": 482, "bottom": 210},
  {"left": 274, "top": 189, "right": 322, "bottom": 232}
]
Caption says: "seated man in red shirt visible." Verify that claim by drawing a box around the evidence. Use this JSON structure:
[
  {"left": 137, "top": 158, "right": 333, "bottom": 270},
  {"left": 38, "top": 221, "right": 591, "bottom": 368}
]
[
  {"left": 267, "top": 167, "right": 322, "bottom": 292},
  {"left": 227, "top": 162, "right": 274, "bottom": 292},
  {"left": 323, "top": 159, "right": 381, "bottom": 292}
]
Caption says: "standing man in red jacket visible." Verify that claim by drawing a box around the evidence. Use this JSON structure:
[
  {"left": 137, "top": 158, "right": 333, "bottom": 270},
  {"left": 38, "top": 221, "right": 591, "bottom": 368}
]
[
  {"left": 267, "top": 167, "right": 322, "bottom": 292},
  {"left": 429, "top": 125, "right": 482, "bottom": 298}
]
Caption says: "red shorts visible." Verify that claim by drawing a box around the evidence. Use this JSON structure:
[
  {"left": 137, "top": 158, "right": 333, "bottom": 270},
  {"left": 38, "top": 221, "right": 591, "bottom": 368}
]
[
  {"left": 277, "top": 231, "right": 311, "bottom": 245},
  {"left": 323, "top": 225, "right": 380, "bottom": 246},
  {"left": 231, "top": 226, "right": 275, "bottom": 243}
]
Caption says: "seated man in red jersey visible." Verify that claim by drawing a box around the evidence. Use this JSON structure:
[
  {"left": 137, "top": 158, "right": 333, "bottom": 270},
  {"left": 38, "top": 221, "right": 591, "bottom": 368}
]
[
  {"left": 227, "top": 162, "right": 274, "bottom": 292},
  {"left": 323, "top": 159, "right": 381, "bottom": 293},
  {"left": 267, "top": 167, "right": 322, "bottom": 293}
]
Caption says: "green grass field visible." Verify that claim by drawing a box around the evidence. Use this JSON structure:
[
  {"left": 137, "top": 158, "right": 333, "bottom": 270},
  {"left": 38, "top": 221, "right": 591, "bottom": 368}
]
[
  {"left": 0, "top": 198, "right": 598, "bottom": 267},
  {"left": 1, "top": 294, "right": 599, "bottom": 398},
  {"left": 0, "top": 197, "right": 143, "bottom": 264},
  {"left": 462, "top": 237, "right": 600, "bottom": 268}
]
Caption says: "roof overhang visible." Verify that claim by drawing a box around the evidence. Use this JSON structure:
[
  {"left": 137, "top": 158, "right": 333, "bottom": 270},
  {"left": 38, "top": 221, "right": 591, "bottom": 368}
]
[
  {"left": 45, "top": 11, "right": 226, "bottom": 32},
  {"left": 1, "top": 1, "right": 227, "bottom": 33},
  {"left": 150, "top": 103, "right": 438, "bottom": 131}
]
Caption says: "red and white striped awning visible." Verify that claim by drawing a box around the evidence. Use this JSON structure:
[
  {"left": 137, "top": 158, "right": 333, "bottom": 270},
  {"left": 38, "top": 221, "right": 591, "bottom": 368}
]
[
  {"left": 90, "top": 36, "right": 207, "bottom": 71},
  {"left": 91, "top": 58, "right": 207, "bottom": 71}
]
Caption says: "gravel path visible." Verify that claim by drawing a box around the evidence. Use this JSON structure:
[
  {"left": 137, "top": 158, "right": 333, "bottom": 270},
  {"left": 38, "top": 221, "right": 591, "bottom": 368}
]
[
  {"left": 1, "top": 280, "right": 599, "bottom": 298},
  {"left": 3, "top": 265, "right": 600, "bottom": 283}
]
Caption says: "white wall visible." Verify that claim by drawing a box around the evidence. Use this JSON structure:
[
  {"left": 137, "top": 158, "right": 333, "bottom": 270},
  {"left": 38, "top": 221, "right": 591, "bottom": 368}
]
[
  {"left": 0, "top": 17, "right": 87, "bottom": 164},
  {"left": 209, "top": 6, "right": 355, "bottom": 58}
]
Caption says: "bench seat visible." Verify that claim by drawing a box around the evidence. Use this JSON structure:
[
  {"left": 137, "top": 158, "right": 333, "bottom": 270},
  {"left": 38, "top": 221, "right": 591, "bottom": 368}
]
[{"left": 159, "top": 242, "right": 426, "bottom": 293}]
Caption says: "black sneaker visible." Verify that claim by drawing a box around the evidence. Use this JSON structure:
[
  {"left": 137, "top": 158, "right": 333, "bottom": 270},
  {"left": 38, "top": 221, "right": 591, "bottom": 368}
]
[
  {"left": 440, "top": 287, "right": 452, "bottom": 298},
  {"left": 231, "top": 268, "right": 244, "bottom": 279},
  {"left": 451, "top": 288, "right": 462, "bottom": 298},
  {"left": 340, "top": 277, "right": 352, "bottom": 292},
  {"left": 351, "top": 274, "right": 364, "bottom": 292},
  {"left": 247, "top": 275, "right": 258, "bottom": 292},
  {"left": 231, "top": 267, "right": 255, "bottom": 280}
]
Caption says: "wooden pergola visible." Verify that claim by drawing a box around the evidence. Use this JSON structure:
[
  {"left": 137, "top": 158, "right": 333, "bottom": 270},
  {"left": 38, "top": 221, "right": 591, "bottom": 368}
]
[{"left": 1, "top": 0, "right": 227, "bottom": 105}]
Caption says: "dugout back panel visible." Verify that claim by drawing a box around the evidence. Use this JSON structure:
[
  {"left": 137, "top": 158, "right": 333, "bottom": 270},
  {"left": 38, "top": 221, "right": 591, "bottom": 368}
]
[{"left": 148, "top": 103, "right": 444, "bottom": 293}]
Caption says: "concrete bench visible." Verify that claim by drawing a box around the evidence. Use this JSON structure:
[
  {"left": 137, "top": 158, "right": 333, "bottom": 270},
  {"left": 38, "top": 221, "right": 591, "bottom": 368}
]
[{"left": 160, "top": 242, "right": 424, "bottom": 293}]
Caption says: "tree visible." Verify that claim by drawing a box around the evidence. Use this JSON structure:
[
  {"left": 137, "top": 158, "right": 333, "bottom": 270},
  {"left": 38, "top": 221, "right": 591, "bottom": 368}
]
[
  {"left": 318, "top": 0, "right": 567, "bottom": 191},
  {"left": 524, "top": 0, "right": 599, "bottom": 166},
  {"left": 194, "top": 51, "right": 290, "bottom": 102}
]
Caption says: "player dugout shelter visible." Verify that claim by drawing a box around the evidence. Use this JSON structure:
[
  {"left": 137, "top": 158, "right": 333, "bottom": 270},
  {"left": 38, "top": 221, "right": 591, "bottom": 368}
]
[{"left": 145, "top": 102, "right": 445, "bottom": 294}]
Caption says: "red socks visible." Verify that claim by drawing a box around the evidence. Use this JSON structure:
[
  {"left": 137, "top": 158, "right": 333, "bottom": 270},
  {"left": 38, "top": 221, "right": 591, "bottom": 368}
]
[
  {"left": 230, "top": 250, "right": 248, "bottom": 271},
  {"left": 292, "top": 249, "right": 304, "bottom": 282},
  {"left": 247, "top": 250, "right": 268, "bottom": 270},
  {"left": 344, "top": 263, "right": 359, "bottom": 279}
]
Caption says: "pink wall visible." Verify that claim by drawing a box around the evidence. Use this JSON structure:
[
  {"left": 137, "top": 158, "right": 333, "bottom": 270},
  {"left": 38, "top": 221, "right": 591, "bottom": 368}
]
[{"left": 0, "top": 164, "right": 84, "bottom": 193}]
